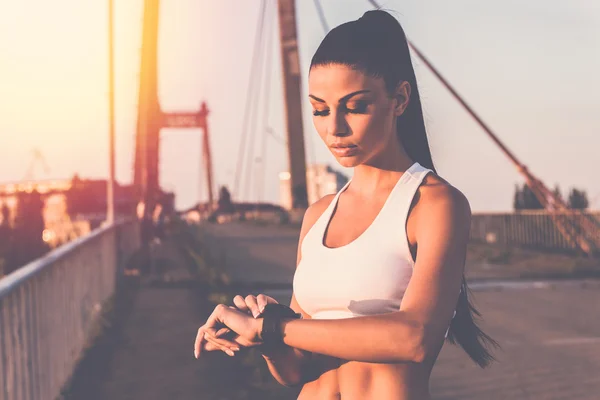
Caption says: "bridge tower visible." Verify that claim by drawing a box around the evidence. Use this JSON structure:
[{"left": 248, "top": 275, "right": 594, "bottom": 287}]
[
  {"left": 277, "top": 0, "right": 309, "bottom": 210},
  {"left": 133, "top": 0, "right": 215, "bottom": 216}
]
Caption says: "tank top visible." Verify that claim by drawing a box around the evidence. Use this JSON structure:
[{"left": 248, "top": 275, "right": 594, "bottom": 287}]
[{"left": 293, "top": 161, "right": 456, "bottom": 338}]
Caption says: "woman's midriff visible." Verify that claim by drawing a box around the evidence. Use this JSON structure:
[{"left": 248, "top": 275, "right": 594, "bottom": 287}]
[{"left": 297, "top": 355, "right": 432, "bottom": 400}]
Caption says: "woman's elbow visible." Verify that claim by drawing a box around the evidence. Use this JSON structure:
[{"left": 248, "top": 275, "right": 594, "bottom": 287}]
[
  {"left": 408, "top": 323, "right": 444, "bottom": 364},
  {"left": 272, "top": 372, "right": 304, "bottom": 388},
  {"left": 394, "top": 321, "right": 428, "bottom": 364},
  {"left": 281, "top": 379, "right": 304, "bottom": 388},
  {"left": 411, "top": 342, "right": 427, "bottom": 364}
]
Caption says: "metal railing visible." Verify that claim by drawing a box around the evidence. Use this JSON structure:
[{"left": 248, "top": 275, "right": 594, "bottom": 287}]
[
  {"left": 0, "top": 219, "right": 140, "bottom": 400},
  {"left": 471, "top": 211, "right": 600, "bottom": 253}
]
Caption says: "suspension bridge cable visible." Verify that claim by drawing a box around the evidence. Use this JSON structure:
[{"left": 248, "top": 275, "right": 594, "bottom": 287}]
[
  {"left": 366, "top": 0, "right": 382, "bottom": 9},
  {"left": 365, "top": 0, "right": 531, "bottom": 172},
  {"left": 237, "top": 0, "right": 268, "bottom": 200},
  {"left": 242, "top": 1, "right": 273, "bottom": 201},
  {"left": 257, "top": 8, "right": 276, "bottom": 204},
  {"left": 267, "top": 127, "right": 286, "bottom": 145},
  {"left": 299, "top": 0, "right": 329, "bottom": 170},
  {"left": 313, "top": 0, "right": 330, "bottom": 32},
  {"left": 233, "top": 0, "right": 268, "bottom": 200},
  {"left": 364, "top": 0, "right": 593, "bottom": 243}
]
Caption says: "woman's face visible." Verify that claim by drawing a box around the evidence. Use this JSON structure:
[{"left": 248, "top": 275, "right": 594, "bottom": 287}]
[{"left": 308, "top": 64, "right": 409, "bottom": 168}]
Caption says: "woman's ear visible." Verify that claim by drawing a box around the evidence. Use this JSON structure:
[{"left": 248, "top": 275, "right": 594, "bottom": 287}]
[{"left": 394, "top": 81, "right": 411, "bottom": 116}]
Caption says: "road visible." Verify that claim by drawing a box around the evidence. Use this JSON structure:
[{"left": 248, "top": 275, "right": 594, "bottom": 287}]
[{"left": 201, "top": 221, "right": 600, "bottom": 400}]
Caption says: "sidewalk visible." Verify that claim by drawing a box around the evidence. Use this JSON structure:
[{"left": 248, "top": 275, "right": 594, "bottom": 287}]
[
  {"left": 201, "top": 221, "right": 600, "bottom": 285},
  {"left": 61, "top": 237, "right": 299, "bottom": 400},
  {"left": 62, "top": 223, "right": 600, "bottom": 399},
  {"left": 464, "top": 242, "right": 600, "bottom": 281}
]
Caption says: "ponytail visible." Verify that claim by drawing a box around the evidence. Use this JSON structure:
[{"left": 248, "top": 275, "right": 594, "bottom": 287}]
[
  {"left": 311, "top": 8, "right": 499, "bottom": 368},
  {"left": 399, "top": 76, "right": 499, "bottom": 368}
]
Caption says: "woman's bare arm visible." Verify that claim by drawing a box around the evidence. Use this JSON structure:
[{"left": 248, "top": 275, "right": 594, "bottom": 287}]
[
  {"left": 277, "top": 184, "right": 470, "bottom": 364},
  {"left": 260, "top": 195, "right": 335, "bottom": 387},
  {"left": 260, "top": 295, "right": 312, "bottom": 387}
]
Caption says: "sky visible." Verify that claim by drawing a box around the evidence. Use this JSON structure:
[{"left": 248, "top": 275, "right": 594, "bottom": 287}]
[{"left": 0, "top": 0, "right": 598, "bottom": 211}]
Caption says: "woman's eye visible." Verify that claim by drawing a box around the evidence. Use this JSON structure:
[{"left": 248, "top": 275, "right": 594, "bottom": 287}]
[
  {"left": 346, "top": 103, "right": 368, "bottom": 114},
  {"left": 313, "top": 109, "right": 329, "bottom": 117}
]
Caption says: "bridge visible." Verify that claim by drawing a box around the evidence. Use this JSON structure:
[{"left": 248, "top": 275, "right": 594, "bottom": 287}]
[{"left": 1, "top": 1, "right": 599, "bottom": 399}]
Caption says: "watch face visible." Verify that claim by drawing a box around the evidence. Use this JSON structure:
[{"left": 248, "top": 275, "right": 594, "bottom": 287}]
[{"left": 258, "top": 304, "right": 301, "bottom": 319}]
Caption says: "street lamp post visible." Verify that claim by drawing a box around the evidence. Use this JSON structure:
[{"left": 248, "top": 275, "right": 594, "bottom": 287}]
[{"left": 106, "top": 0, "right": 116, "bottom": 224}]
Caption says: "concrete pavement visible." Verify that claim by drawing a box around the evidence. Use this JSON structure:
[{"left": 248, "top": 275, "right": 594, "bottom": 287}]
[{"left": 200, "top": 221, "right": 600, "bottom": 400}]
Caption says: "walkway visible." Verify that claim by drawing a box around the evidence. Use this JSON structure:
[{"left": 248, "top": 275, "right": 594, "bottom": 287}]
[{"left": 64, "top": 222, "right": 600, "bottom": 399}]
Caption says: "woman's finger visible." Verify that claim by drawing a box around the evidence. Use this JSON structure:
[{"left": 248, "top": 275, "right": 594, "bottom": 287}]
[
  {"left": 203, "top": 340, "right": 223, "bottom": 352},
  {"left": 232, "top": 295, "right": 249, "bottom": 312},
  {"left": 194, "top": 326, "right": 206, "bottom": 358},
  {"left": 216, "top": 327, "right": 242, "bottom": 341},
  {"left": 205, "top": 332, "right": 239, "bottom": 350},
  {"left": 204, "top": 333, "right": 239, "bottom": 356},
  {"left": 204, "top": 337, "right": 235, "bottom": 356},
  {"left": 196, "top": 327, "right": 233, "bottom": 356},
  {"left": 244, "top": 294, "right": 260, "bottom": 317},
  {"left": 215, "top": 327, "right": 231, "bottom": 338},
  {"left": 200, "top": 304, "right": 261, "bottom": 348},
  {"left": 256, "top": 294, "right": 278, "bottom": 313},
  {"left": 204, "top": 327, "right": 238, "bottom": 347},
  {"left": 195, "top": 304, "right": 231, "bottom": 358},
  {"left": 204, "top": 338, "right": 231, "bottom": 355}
]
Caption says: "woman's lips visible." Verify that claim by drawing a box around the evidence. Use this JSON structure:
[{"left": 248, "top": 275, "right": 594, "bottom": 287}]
[{"left": 331, "top": 145, "right": 358, "bottom": 157}]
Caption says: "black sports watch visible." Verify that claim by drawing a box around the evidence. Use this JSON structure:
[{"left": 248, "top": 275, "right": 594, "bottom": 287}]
[{"left": 257, "top": 303, "right": 302, "bottom": 349}]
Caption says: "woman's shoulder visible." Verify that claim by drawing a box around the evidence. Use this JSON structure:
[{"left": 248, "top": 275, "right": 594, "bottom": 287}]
[
  {"left": 296, "top": 194, "right": 337, "bottom": 260},
  {"left": 415, "top": 173, "right": 471, "bottom": 219},
  {"left": 301, "top": 194, "right": 336, "bottom": 232}
]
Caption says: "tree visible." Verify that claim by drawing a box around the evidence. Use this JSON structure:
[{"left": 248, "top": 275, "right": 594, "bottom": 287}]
[
  {"left": 0, "top": 204, "right": 11, "bottom": 276},
  {"left": 5, "top": 191, "right": 49, "bottom": 274},
  {"left": 65, "top": 174, "right": 96, "bottom": 216},
  {"left": 513, "top": 183, "right": 544, "bottom": 210},
  {"left": 567, "top": 188, "right": 589, "bottom": 210},
  {"left": 552, "top": 185, "right": 563, "bottom": 204},
  {"left": 513, "top": 184, "right": 521, "bottom": 210}
]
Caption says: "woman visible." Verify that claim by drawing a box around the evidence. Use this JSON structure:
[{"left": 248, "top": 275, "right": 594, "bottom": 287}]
[{"left": 194, "top": 9, "right": 498, "bottom": 399}]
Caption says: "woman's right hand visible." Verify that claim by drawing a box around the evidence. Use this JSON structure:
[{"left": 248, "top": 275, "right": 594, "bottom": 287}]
[
  {"left": 233, "top": 294, "right": 279, "bottom": 318},
  {"left": 202, "top": 294, "right": 279, "bottom": 355}
]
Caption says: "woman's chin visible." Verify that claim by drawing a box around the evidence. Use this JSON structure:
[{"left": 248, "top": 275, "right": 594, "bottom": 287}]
[{"left": 334, "top": 155, "right": 361, "bottom": 168}]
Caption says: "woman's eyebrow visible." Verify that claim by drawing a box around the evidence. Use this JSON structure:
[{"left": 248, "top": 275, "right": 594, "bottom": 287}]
[{"left": 308, "top": 90, "right": 371, "bottom": 103}]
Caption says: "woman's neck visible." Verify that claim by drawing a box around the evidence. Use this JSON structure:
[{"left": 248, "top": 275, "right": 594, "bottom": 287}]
[{"left": 350, "top": 156, "right": 414, "bottom": 196}]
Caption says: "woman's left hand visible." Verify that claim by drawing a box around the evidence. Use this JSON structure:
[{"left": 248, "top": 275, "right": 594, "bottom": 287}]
[{"left": 194, "top": 304, "right": 263, "bottom": 359}]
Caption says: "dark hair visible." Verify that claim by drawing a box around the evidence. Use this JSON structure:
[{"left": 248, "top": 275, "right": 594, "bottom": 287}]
[{"left": 310, "top": 10, "right": 499, "bottom": 368}]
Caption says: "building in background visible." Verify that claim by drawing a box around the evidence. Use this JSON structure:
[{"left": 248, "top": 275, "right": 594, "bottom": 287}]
[
  {"left": 279, "top": 164, "right": 349, "bottom": 210},
  {"left": 0, "top": 177, "right": 144, "bottom": 249}
]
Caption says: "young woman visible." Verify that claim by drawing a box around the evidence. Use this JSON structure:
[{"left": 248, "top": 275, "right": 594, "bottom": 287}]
[{"left": 194, "top": 9, "right": 498, "bottom": 399}]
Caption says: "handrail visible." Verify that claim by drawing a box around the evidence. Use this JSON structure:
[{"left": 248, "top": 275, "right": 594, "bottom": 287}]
[
  {"left": 0, "top": 218, "right": 140, "bottom": 400},
  {"left": 0, "top": 222, "right": 118, "bottom": 299}
]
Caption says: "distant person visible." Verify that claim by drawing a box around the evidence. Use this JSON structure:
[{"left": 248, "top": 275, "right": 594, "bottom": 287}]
[
  {"left": 193, "top": 10, "right": 497, "bottom": 399},
  {"left": 152, "top": 203, "right": 165, "bottom": 242},
  {"left": 217, "top": 186, "right": 235, "bottom": 214},
  {"left": 292, "top": 184, "right": 309, "bottom": 209}
]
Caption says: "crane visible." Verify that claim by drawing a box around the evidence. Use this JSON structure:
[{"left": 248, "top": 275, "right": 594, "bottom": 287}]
[{"left": 23, "top": 148, "right": 50, "bottom": 181}]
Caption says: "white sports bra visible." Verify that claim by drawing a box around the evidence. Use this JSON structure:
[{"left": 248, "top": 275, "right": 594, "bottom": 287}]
[{"left": 293, "top": 162, "right": 456, "bottom": 337}]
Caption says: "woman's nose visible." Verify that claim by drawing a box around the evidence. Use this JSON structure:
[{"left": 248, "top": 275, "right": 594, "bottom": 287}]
[{"left": 326, "top": 110, "right": 349, "bottom": 137}]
